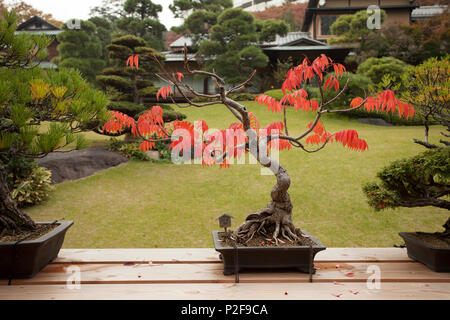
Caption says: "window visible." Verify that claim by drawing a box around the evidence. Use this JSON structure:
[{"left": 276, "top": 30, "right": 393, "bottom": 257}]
[{"left": 320, "top": 15, "right": 337, "bottom": 36}]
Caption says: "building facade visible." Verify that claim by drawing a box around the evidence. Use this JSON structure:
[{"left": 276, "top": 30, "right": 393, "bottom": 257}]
[
  {"left": 15, "top": 16, "right": 63, "bottom": 69},
  {"left": 302, "top": 0, "right": 418, "bottom": 41}
]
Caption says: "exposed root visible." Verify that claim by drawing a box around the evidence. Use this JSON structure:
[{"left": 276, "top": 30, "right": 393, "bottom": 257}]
[{"left": 232, "top": 198, "right": 303, "bottom": 246}]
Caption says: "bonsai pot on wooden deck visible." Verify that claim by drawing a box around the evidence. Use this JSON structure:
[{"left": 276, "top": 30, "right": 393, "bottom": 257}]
[
  {"left": 399, "top": 232, "right": 450, "bottom": 272},
  {"left": 212, "top": 230, "right": 326, "bottom": 275},
  {"left": 0, "top": 221, "right": 73, "bottom": 279}
]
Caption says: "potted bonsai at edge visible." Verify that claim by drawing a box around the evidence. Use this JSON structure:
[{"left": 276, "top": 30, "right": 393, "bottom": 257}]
[
  {"left": 0, "top": 9, "right": 108, "bottom": 279},
  {"left": 364, "top": 56, "right": 450, "bottom": 272}
]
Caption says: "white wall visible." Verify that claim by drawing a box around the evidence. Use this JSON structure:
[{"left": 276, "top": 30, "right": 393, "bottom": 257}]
[{"left": 234, "top": 0, "right": 306, "bottom": 12}]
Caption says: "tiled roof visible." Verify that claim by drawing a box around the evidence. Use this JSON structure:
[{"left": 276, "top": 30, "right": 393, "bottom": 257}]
[
  {"left": 411, "top": 5, "right": 448, "bottom": 20},
  {"left": 170, "top": 31, "right": 324, "bottom": 49}
]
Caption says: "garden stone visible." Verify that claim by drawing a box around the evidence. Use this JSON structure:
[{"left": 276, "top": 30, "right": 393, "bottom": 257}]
[{"left": 37, "top": 148, "right": 128, "bottom": 184}]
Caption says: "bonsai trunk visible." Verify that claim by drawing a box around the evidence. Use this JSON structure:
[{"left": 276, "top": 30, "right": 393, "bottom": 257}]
[
  {"left": 0, "top": 161, "right": 36, "bottom": 236},
  {"left": 228, "top": 100, "right": 303, "bottom": 245}
]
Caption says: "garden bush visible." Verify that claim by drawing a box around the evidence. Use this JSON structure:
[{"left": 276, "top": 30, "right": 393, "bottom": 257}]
[
  {"left": 9, "top": 166, "right": 53, "bottom": 208},
  {"left": 357, "top": 57, "right": 412, "bottom": 84},
  {"left": 108, "top": 138, "right": 172, "bottom": 162}
]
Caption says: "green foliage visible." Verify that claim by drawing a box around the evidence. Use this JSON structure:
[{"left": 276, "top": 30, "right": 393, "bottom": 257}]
[
  {"left": 114, "top": 0, "right": 166, "bottom": 51},
  {"left": 329, "top": 9, "right": 387, "bottom": 45},
  {"left": 357, "top": 57, "right": 412, "bottom": 84},
  {"left": 0, "top": 10, "right": 109, "bottom": 201},
  {"left": 198, "top": 8, "right": 287, "bottom": 84},
  {"left": 9, "top": 165, "right": 53, "bottom": 207},
  {"left": 170, "top": 0, "right": 233, "bottom": 45},
  {"left": 107, "top": 137, "right": 171, "bottom": 162},
  {"left": 363, "top": 148, "right": 450, "bottom": 211},
  {"left": 323, "top": 72, "right": 373, "bottom": 109},
  {"left": 0, "top": 9, "right": 51, "bottom": 68},
  {"left": 54, "top": 20, "right": 106, "bottom": 83},
  {"left": 96, "top": 34, "right": 181, "bottom": 127}
]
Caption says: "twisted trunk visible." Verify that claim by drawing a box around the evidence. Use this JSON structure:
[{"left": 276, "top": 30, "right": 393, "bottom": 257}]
[
  {"left": 0, "top": 161, "right": 36, "bottom": 235},
  {"left": 224, "top": 98, "right": 303, "bottom": 244}
]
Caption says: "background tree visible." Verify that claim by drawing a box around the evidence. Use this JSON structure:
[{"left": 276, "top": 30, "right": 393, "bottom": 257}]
[
  {"left": 396, "top": 56, "right": 449, "bottom": 148},
  {"left": 332, "top": 10, "right": 449, "bottom": 65},
  {"left": 170, "top": 0, "right": 233, "bottom": 48},
  {"left": 0, "top": 9, "right": 108, "bottom": 235},
  {"left": 102, "top": 48, "right": 413, "bottom": 244},
  {"left": 198, "top": 8, "right": 288, "bottom": 85},
  {"left": 89, "top": 0, "right": 124, "bottom": 24},
  {"left": 89, "top": 17, "right": 114, "bottom": 65},
  {"left": 96, "top": 35, "right": 185, "bottom": 127},
  {"left": 54, "top": 20, "right": 107, "bottom": 84},
  {"left": 252, "top": 2, "right": 307, "bottom": 32},
  {"left": 115, "top": 0, "right": 166, "bottom": 51},
  {"left": 3, "top": 0, "right": 62, "bottom": 26}
]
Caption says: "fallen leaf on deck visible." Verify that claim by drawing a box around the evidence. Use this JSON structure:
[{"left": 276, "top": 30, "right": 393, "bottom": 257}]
[
  {"left": 346, "top": 272, "right": 355, "bottom": 277},
  {"left": 333, "top": 281, "right": 344, "bottom": 286},
  {"left": 335, "top": 264, "right": 340, "bottom": 268},
  {"left": 332, "top": 293, "right": 343, "bottom": 298},
  {"left": 349, "top": 290, "right": 359, "bottom": 295},
  {"left": 124, "top": 262, "right": 135, "bottom": 266}
]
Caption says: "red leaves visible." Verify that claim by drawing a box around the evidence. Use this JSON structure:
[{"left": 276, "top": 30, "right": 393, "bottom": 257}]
[
  {"left": 176, "top": 72, "right": 184, "bottom": 82},
  {"left": 255, "top": 94, "right": 283, "bottom": 113},
  {"left": 333, "top": 63, "right": 346, "bottom": 78},
  {"left": 102, "top": 111, "right": 136, "bottom": 134},
  {"left": 281, "top": 55, "right": 335, "bottom": 94},
  {"left": 126, "top": 55, "right": 139, "bottom": 69},
  {"left": 334, "top": 130, "right": 368, "bottom": 152},
  {"left": 324, "top": 76, "right": 340, "bottom": 92},
  {"left": 248, "top": 112, "right": 260, "bottom": 133},
  {"left": 350, "top": 97, "right": 364, "bottom": 108},
  {"left": 157, "top": 86, "right": 173, "bottom": 101},
  {"left": 361, "top": 90, "right": 416, "bottom": 119},
  {"left": 103, "top": 106, "right": 168, "bottom": 152}
]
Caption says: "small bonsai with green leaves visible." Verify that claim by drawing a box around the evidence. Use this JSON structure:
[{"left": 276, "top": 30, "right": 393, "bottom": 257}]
[
  {"left": 364, "top": 56, "right": 450, "bottom": 238},
  {"left": 0, "top": 9, "right": 109, "bottom": 236}
]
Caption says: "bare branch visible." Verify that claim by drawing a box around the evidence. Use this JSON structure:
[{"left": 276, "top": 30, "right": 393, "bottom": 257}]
[{"left": 226, "top": 70, "right": 257, "bottom": 95}]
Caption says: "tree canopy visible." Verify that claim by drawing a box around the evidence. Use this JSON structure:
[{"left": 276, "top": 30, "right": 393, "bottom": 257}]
[
  {"left": 198, "top": 8, "right": 288, "bottom": 84},
  {"left": 0, "top": 9, "right": 109, "bottom": 233},
  {"left": 54, "top": 20, "right": 107, "bottom": 84}
]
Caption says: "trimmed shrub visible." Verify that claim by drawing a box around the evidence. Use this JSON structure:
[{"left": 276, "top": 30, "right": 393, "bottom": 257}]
[{"left": 357, "top": 57, "right": 412, "bottom": 84}]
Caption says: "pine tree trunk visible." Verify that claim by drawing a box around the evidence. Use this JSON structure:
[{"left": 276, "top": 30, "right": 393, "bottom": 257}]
[{"left": 0, "top": 161, "right": 36, "bottom": 234}]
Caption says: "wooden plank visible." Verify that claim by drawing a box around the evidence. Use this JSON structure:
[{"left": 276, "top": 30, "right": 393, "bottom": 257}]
[
  {"left": 53, "top": 248, "right": 412, "bottom": 264},
  {"left": 1, "top": 282, "right": 449, "bottom": 300},
  {"left": 53, "top": 249, "right": 221, "bottom": 264},
  {"left": 7, "top": 262, "right": 450, "bottom": 286}
]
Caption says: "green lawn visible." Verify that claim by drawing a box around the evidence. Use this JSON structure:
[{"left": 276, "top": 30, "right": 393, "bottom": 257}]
[{"left": 25, "top": 102, "right": 448, "bottom": 248}]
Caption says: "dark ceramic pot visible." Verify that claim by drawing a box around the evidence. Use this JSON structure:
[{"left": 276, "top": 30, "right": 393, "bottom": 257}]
[
  {"left": 212, "top": 230, "right": 326, "bottom": 275},
  {"left": 399, "top": 232, "right": 450, "bottom": 272},
  {"left": 0, "top": 221, "right": 73, "bottom": 279}
]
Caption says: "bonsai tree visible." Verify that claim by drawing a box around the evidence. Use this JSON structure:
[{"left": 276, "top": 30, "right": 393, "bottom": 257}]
[
  {"left": 0, "top": 9, "right": 108, "bottom": 235},
  {"left": 364, "top": 56, "right": 449, "bottom": 238},
  {"left": 96, "top": 35, "right": 185, "bottom": 127},
  {"left": 102, "top": 48, "right": 414, "bottom": 245}
]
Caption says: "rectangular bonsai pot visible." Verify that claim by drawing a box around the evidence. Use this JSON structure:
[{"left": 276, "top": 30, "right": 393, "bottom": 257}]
[
  {"left": 399, "top": 232, "right": 450, "bottom": 272},
  {"left": 213, "top": 230, "right": 326, "bottom": 275},
  {"left": 0, "top": 221, "right": 73, "bottom": 279}
]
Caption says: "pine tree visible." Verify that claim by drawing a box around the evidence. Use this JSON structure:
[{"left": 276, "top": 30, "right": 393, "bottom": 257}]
[{"left": 96, "top": 35, "right": 185, "bottom": 127}]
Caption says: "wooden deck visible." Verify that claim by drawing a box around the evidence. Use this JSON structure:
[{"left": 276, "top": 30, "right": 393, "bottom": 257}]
[{"left": 1, "top": 248, "right": 449, "bottom": 300}]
